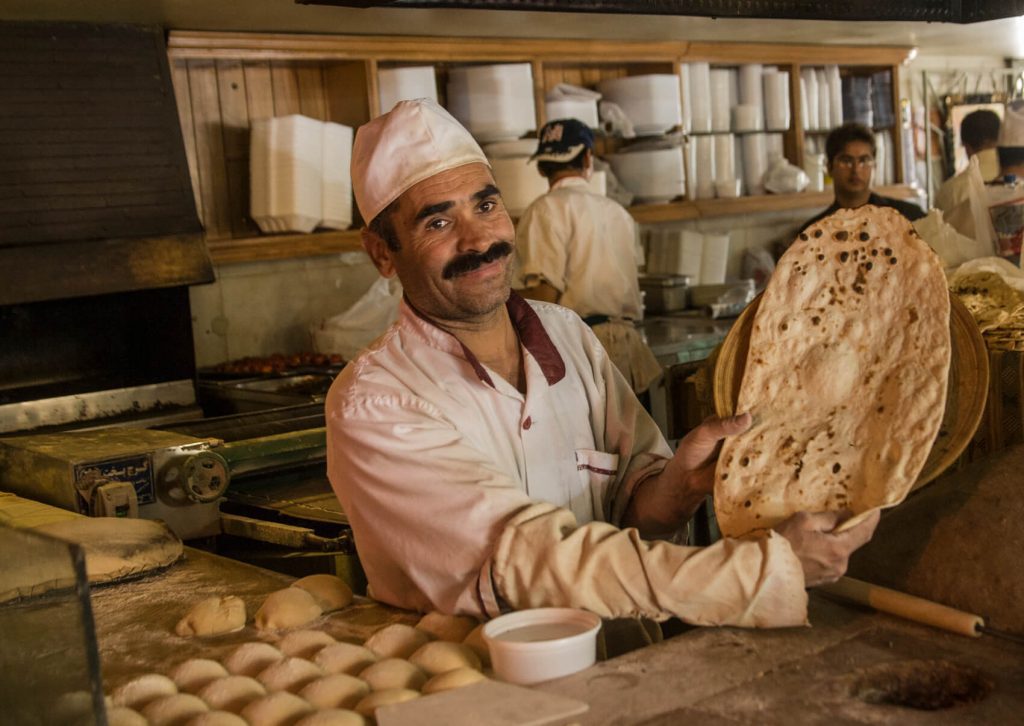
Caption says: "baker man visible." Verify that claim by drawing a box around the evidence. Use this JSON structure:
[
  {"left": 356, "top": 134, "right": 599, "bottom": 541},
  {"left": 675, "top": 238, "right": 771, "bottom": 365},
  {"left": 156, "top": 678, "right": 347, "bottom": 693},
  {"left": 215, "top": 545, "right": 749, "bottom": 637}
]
[
  {"left": 801, "top": 122, "right": 924, "bottom": 232},
  {"left": 327, "top": 99, "right": 878, "bottom": 629},
  {"left": 513, "top": 118, "right": 661, "bottom": 395}
]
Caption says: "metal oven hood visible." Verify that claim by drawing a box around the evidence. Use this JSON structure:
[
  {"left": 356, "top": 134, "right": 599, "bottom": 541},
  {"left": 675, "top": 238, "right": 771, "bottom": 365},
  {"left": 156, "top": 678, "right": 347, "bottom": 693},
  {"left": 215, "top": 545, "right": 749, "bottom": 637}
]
[
  {"left": 297, "top": 0, "right": 1024, "bottom": 23},
  {"left": 0, "top": 22, "right": 212, "bottom": 306}
]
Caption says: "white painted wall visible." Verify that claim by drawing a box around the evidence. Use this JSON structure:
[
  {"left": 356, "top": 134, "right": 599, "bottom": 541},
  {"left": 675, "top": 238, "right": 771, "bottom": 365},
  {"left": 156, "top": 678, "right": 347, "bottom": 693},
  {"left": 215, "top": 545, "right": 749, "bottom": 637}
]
[{"left": 189, "top": 251, "right": 380, "bottom": 367}]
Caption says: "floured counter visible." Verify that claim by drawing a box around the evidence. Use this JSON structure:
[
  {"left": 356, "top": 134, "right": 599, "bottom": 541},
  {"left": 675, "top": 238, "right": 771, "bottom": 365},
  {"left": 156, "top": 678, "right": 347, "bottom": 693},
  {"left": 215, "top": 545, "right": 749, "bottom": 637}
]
[{"left": 89, "top": 547, "right": 416, "bottom": 688}]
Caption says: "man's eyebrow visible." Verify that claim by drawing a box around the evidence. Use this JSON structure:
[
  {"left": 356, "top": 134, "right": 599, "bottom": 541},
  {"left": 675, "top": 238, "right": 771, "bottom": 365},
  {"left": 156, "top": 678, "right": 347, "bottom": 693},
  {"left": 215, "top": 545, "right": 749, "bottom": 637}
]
[
  {"left": 413, "top": 200, "right": 454, "bottom": 222},
  {"left": 474, "top": 184, "right": 501, "bottom": 201}
]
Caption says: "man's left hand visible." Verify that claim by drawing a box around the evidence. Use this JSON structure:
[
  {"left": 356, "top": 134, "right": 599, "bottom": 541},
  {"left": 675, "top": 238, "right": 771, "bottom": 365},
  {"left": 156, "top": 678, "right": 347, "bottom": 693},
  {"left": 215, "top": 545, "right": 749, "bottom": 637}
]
[{"left": 624, "top": 412, "right": 751, "bottom": 538}]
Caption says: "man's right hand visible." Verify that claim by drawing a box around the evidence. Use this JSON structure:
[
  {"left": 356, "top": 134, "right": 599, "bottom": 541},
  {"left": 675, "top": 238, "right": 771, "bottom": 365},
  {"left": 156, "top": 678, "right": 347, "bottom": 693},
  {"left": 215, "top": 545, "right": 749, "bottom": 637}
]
[{"left": 774, "top": 509, "right": 880, "bottom": 587}]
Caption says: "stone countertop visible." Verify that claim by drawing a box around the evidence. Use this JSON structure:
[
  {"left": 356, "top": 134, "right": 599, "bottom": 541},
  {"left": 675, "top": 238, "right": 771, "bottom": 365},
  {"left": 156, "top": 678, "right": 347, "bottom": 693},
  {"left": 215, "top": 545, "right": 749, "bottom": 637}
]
[
  {"left": 538, "top": 595, "right": 1024, "bottom": 725},
  {"left": 640, "top": 312, "right": 734, "bottom": 365},
  {"left": 85, "top": 548, "right": 1024, "bottom": 724}
]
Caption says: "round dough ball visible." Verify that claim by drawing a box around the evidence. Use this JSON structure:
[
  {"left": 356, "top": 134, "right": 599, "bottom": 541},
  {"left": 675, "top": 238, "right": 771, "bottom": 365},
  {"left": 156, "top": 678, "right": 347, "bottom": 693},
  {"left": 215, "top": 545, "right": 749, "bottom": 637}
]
[
  {"left": 186, "top": 712, "right": 248, "bottom": 726},
  {"left": 141, "top": 693, "right": 208, "bottom": 725},
  {"left": 461, "top": 623, "right": 491, "bottom": 667},
  {"left": 106, "top": 706, "right": 147, "bottom": 726},
  {"left": 363, "top": 623, "right": 428, "bottom": 659},
  {"left": 291, "top": 574, "right": 353, "bottom": 613},
  {"left": 313, "top": 642, "right": 378, "bottom": 676},
  {"left": 257, "top": 656, "right": 324, "bottom": 694},
  {"left": 358, "top": 658, "right": 426, "bottom": 692},
  {"left": 171, "top": 658, "right": 229, "bottom": 694},
  {"left": 354, "top": 689, "right": 419, "bottom": 718},
  {"left": 256, "top": 589, "right": 323, "bottom": 632},
  {"left": 54, "top": 690, "right": 95, "bottom": 725},
  {"left": 422, "top": 667, "right": 488, "bottom": 695},
  {"left": 415, "top": 612, "right": 477, "bottom": 643},
  {"left": 299, "top": 673, "right": 369, "bottom": 710},
  {"left": 408, "top": 641, "right": 480, "bottom": 677},
  {"left": 222, "top": 642, "right": 284, "bottom": 677},
  {"left": 277, "top": 629, "right": 336, "bottom": 658},
  {"left": 111, "top": 673, "right": 178, "bottom": 708},
  {"left": 295, "top": 710, "right": 366, "bottom": 726},
  {"left": 197, "top": 675, "right": 266, "bottom": 713},
  {"left": 240, "top": 692, "right": 314, "bottom": 726},
  {"left": 175, "top": 596, "right": 246, "bottom": 637}
]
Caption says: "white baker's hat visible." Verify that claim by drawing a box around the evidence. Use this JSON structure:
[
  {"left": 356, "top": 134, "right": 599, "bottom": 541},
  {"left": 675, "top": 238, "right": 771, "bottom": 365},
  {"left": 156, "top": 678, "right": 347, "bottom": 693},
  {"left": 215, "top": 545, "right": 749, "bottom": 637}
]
[
  {"left": 997, "top": 100, "right": 1024, "bottom": 148},
  {"left": 351, "top": 98, "right": 489, "bottom": 225}
]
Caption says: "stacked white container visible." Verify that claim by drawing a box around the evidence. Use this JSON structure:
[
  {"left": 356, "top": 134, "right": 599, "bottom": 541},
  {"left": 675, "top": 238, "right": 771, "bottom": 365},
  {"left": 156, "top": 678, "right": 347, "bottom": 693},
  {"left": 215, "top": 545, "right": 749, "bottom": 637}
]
[
  {"left": 321, "top": 122, "right": 354, "bottom": 230},
  {"left": 250, "top": 114, "right": 356, "bottom": 234},
  {"left": 378, "top": 66, "right": 438, "bottom": 115},
  {"left": 597, "top": 75, "right": 682, "bottom": 136},
  {"left": 447, "top": 63, "right": 536, "bottom": 143}
]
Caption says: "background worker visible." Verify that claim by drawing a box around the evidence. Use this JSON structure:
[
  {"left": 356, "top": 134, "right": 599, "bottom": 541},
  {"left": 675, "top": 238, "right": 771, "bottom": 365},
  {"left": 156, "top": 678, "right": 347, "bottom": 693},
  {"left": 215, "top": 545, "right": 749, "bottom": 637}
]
[
  {"left": 513, "top": 118, "right": 661, "bottom": 395},
  {"left": 802, "top": 122, "right": 925, "bottom": 232}
]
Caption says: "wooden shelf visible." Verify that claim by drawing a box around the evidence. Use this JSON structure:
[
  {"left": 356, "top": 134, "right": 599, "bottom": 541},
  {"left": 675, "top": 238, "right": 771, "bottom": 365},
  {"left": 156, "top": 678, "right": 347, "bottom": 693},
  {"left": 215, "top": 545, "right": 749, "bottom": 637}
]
[
  {"left": 206, "top": 230, "right": 363, "bottom": 265},
  {"left": 628, "top": 184, "right": 920, "bottom": 225},
  {"left": 169, "top": 31, "right": 916, "bottom": 264},
  {"left": 201, "top": 185, "right": 923, "bottom": 264}
]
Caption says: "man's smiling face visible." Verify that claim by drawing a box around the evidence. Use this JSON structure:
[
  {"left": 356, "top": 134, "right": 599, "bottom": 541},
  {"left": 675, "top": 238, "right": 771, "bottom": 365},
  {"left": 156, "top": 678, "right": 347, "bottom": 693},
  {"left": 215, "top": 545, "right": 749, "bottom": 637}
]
[{"left": 371, "top": 162, "right": 517, "bottom": 324}]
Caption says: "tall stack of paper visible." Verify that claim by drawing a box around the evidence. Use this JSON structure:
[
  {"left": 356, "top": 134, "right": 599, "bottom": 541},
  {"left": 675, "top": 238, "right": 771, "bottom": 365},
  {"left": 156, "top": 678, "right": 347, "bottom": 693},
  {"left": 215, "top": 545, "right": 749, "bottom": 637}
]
[
  {"left": 250, "top": 115, "right": 324, "bottom": 234},
  {"left": 250, "top": 114, "right": 354, "bottom": 234},
  {"left": 321, "top": 121, "right": 354, "bottom": 230}
]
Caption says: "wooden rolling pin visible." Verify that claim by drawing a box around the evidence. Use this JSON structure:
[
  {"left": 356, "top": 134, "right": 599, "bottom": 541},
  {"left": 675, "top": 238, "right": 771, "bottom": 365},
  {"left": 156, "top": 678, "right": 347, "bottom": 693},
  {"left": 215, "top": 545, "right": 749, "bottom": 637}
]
[{"left": 818, "top": 576, "right": 983, "bottom": 637}]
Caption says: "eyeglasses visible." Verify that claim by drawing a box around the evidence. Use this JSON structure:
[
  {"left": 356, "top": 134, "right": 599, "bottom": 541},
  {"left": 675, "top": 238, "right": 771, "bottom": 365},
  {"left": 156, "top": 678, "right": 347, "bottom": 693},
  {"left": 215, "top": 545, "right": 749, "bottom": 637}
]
[{"left": 833, "top": 155, "right": 876, "bottom": 170}]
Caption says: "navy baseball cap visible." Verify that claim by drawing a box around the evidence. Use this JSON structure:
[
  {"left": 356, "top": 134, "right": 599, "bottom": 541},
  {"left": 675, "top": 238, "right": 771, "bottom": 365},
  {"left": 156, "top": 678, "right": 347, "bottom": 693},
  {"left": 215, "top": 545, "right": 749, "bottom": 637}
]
[{"left": 530, "top": 118, "right": 594, "bottom": 162}]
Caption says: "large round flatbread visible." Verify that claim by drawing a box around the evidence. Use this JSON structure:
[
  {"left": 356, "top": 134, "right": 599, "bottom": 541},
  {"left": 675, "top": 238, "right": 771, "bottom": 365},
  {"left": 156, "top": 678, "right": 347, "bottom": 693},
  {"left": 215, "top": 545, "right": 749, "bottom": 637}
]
[{"left": 714, "top": 206, "right": 951, "bottom": 537}]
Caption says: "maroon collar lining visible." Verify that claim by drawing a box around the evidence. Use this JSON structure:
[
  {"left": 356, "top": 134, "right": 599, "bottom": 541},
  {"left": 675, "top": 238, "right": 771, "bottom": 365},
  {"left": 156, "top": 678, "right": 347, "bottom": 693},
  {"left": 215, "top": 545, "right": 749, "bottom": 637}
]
[
  {"left": 405, "top": 292, "right": 566, "bottom": 389},
  {"left": 507, "top": 291, "right": 566, "bottom": 386}
]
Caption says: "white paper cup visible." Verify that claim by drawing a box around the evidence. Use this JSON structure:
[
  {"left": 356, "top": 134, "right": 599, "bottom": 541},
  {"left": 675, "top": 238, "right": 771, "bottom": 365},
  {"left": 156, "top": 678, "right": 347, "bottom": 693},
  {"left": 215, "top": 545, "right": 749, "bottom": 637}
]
[
  {"left": 715, "top": 178, "right": 742, "bottom": 198},
  {"left": 482, "top": 608, "right": 602, "bottom": 685}
]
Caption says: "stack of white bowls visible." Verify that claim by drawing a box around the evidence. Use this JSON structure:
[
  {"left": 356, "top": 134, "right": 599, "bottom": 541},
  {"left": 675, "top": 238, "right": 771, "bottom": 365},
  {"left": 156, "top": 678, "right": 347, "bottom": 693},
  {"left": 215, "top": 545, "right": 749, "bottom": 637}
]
[
  {"left": 378, "top": 66, "right": 438, "bottom": 115},
  {"left": 763, "top": 68, "right": 791, "bottom": 131},
  {"left": 597, "top": 74, "right": 682, "bottom": 136},
  {"left": 545, "top": 84, "right": 602, "bottom": 128},
  {"left": 251, "top": 114, "right": 354, "bottom": 234},
  {"left": 447, "top": 63, "right": 536, "bottom": 143},
  {"left": 687, "top": 62, "right": 712, "bottom": 133},
  {"left": 545, "top": 97, "right": 600, "bottom": 128},
  {"left": 483, "top": 139, "right": 548, "bottom": 216},
  {"left": 709, "top": 69, "right": 733, "bottom": 132},
  {"left": 737, "top": 64, "right": 765, "bottom": 130},
  {"left": 607, "top": 144, "right": 685, "bottom": 203}
]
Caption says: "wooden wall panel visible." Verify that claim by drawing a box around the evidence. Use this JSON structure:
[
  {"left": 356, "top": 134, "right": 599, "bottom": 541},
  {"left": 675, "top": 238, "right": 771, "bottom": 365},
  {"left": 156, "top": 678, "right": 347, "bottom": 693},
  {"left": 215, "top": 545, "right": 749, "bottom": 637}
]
[
  {"left": 271, "top": 63, "right": 301, "bottom": 116},
  {"left": 216, "top": 59, "right": 258, "bottom": 237},
  {"left": 296, "top": 65, "right": 328, "bottom": 120},
  {"left": 323, "top": 63, "right": 371, "bottom": 130},
  {"left": 243, "top": 62, "right": 275, "bottom": 121},
  {"left": 187, "top": 61, "right": 232, "bottom": 240}
]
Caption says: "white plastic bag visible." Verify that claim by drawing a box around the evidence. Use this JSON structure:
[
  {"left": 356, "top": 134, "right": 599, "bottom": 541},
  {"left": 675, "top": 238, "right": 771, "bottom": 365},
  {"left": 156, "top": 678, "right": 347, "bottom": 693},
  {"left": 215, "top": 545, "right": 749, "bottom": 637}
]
[
  {"left": 914, "top": 208, "right": 993, "bottom": 268},
  {"left": 933, "top": 155, "right": 997, "bottom": 255},
  {"left": 312, "top": 276, "right": 402, "bottom": 360},
  {"left": 763, "top": 157, "right": 809, "bottom": 194}
]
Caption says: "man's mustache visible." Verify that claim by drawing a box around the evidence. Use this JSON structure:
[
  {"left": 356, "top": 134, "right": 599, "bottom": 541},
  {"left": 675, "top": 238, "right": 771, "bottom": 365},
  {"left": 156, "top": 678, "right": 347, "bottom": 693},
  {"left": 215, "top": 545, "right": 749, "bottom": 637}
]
[{"left": 442, "top": 241, "right": 514, "bottom": 280}]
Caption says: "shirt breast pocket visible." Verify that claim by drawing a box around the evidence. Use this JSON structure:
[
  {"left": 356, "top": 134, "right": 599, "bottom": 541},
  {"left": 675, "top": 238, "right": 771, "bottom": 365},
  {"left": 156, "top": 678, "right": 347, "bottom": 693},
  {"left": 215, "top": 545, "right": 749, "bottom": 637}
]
[{"left": 574, "top": 448, "right": 620, "bottom": 522}]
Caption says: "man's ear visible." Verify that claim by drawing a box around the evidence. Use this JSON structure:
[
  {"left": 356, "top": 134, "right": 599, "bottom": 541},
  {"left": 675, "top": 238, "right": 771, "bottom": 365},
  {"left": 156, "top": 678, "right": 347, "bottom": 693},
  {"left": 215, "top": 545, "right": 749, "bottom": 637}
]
[{"left": 361, "top": 227, "right": 397, "bottom": 278}]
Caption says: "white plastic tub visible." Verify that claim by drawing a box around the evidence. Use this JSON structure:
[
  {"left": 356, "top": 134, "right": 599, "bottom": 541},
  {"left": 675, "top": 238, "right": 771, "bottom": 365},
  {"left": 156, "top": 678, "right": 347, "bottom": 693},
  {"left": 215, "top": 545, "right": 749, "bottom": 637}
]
[{"left": 482, "top": 608, "right": 602, "bottom": 686}]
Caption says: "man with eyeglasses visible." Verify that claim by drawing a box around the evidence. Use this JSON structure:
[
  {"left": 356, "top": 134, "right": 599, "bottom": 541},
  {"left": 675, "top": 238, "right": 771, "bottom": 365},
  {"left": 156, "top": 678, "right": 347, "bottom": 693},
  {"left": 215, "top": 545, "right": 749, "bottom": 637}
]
[{"left": 800, "top": 122, "right": 924, "bottom": 232}]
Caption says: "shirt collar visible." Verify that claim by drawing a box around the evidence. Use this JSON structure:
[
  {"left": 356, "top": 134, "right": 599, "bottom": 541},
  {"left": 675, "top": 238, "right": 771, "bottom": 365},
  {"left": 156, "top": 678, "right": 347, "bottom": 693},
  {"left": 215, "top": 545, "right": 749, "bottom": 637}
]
[
  {"left": 551, "top": 175, "right": 590, "bottom": 191},
  {"left": 400, "top": 291, "right": 566, "bottom": 389}
]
